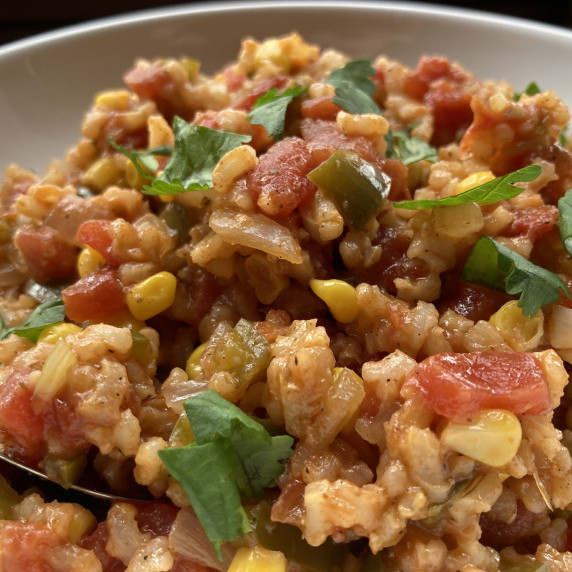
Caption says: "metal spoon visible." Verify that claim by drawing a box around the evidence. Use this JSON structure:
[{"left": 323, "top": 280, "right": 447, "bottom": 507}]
[{"left": 0, "top": 452, "right": 152, "bottom": 505}]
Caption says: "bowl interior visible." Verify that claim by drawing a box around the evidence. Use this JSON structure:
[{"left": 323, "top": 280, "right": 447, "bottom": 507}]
[{"left": 1, "top": 1, "right": 572, "bottom": 173}]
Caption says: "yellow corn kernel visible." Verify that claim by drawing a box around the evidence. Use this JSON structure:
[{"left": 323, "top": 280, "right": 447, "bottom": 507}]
[
  {"left": 77, "top": 246, "right": 106, "bottom": 278},
  {"left": 255, "top": 39, "right": 290, "bottom": 72},
  {"left": 454, "top": 170, "right": 495, "bottom": 195},
  {"left": 83, "top": 156, "right": 122, "bottom": 191},
  {"left": 67, "top": 505, "right": 97, "bottom": 544},
  {"left": 124, "top": 159, "right": 148, "bottom": 190},
  {"left": 489, "top": 300, "right": 544, "bottom": 352},
  {"left": 95, "top": 89, "right": 134, "bottom": 110},
  {"left": 38, "top": 323, "right": 82, "bottom": 344},
  {"left": 310, "top": 278, "right": 359, "bottom": 323},
  {"left": 228, "top": 546, "right": 287, "bottom": 572},
  {"left": 126, "top": 271, "right": 177, "bottom": 321},
  {"left": 180, "top": 57, "right": 200, "bottom": 81},
  {"left": 441, "top": 409, "right": 522, "bottom": 468},
  {"left": 185, "top": 342, "right": 206, "bottom": 379},
  {"left": 96, "top": 308, "right": 146, "bottom": 330}
]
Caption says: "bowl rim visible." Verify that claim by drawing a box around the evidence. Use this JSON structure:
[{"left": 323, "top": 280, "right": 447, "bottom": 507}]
[{"left": 2, "top": 0, "right": 572, "bottom": 58}]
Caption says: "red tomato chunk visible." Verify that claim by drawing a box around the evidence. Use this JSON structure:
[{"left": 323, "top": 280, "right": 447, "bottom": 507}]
[
  {"left": 62, "top": 268, "right": 124, "bottom": 323},
  {"left": 15, "top": 226, "right": 77, "bottom": 283},
  {"left": 75, "top": 219, "right": 117, "bottom": 266},
  {"left": 403, "top": 351, "right": 552, "bottom": 421}
]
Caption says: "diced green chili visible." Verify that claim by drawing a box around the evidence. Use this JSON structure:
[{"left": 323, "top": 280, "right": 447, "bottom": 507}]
[
  {"left": 248, "top": 501, "right": 348, "bottom": 571},
  {"left": 43, "top": 452, "right": 87, "bottom": 489},
  {"left": 130, "top": 330, "right": 152, "bottom": 363},
  {"left": 0, "top": 474, "right": 21, "bottom": 519},
  {"left": 307, "top": 149, "right": 391, "bottom": 230},
  {"left": 420, "top": 474, "right": 476, "bottom": 527},
  {"left": 159, "top": 202, "right": 193, "bottom": 245}
]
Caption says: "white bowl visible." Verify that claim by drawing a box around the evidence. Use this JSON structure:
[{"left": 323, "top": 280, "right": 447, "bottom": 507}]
[{"left": 1, "top": 1, "right": 572, "bottom": 174}]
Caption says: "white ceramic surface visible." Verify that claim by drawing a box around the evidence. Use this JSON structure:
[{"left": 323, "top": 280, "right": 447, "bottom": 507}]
[{"left": 1, "top": 1, "right": 572, "bottom": 174}]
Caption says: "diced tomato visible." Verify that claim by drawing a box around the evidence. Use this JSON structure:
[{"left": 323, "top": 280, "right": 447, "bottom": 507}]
[
  {"left": 222, "top": 65, "right": 246, "bottom": 92},
  {"left": 403, "top": 56, "right": 473, "bottom": 146},
  {"left": 42, "top": 397, "right": 89, "bottom": 453},
  {"left": 502, "top": 205, "right": 558, "bottom": 241},
  {"left": 75, "top": 219, "right": 117, "bottom": 265},
  {"left": 15, "top": 226, "right": 77, "bottom": 283},
  {"left": 403, "top": 351, "right": 553, "bottom": 421},
  {"left": 0, "top": 369, "right": 45, "bottom": 462},
  {"left": 245, "top": 136, "right": 317, "bottom": 217},
  {"left": 62, "top": 268, "right": 124, "bottom": 323},
  {"left": 0, "top": 521, "right": 60, "bottom": 572},
  {"left": 78, "top": 521, "right": 125, "bottom": 572},
  {"left": 136, "top": 502, "right": 179, "bottom": 536},
  {"left": 480, "top": 501, "right": 541, "bottom": 548},
  {"left": 439, "top": 273, "right": 510, "bottom": 322},
  {"left": 300, "top": 96, "right": 342, "bottom": 120},
  {"left": 232, "top": 75, "right": 290, "bottom": 111}
]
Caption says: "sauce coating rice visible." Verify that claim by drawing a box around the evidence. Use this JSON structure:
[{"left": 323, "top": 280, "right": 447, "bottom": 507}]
[{"left": 1, "top": 32, "right": 572, "bottom": 570}]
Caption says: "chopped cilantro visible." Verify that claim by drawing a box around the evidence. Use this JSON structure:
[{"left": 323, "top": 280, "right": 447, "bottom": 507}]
[
  {"left": 248, "top": 84, "right": 308, "bottom": 140},
  {"left": 462, "top": 236, "right": 571, "bottom": 317},
  {"left": 385, "top": 124, "right": 437, "bottom": 165},
  {"left": 109, "top": 140, "right": 171, "bottom": 180},
  {"left": 0, "top": 299, "right": 65, "bottom": 342},
  {"left": 328, "top": 59, "right": 382, "bottom": 116},
  {"left": 144, "top": 118, "right": 252, "bottom": 195},
  {"left": 394, "top": 164, "right": 541, "bottom": 210},
  {"left": 558, "top": 188, "right": 572, "bottom": 256},
  {"left": 158, "top": 390, "right": 294, "bottom": 559},
  {"left": 514, "top": 81, "right": 541, "bottom": 101}
]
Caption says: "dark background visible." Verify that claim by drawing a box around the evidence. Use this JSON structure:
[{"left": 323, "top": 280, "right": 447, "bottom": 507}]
[{"left": 2, "top": 0, "right": 572, "bottom": 47}]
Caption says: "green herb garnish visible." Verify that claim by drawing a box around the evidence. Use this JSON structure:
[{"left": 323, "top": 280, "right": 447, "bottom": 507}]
[
  {"left": 462, "top": 236, "right": 571, "bottom": 316},
  {"left": 0, "top": 299, "right": 65, "bottom": 342},
  {"left": 113, "top": 117, "right": 251, "bottom": 195},
  {"left": 394, "top": 164, "right": 541, "bottom": 210},
  {"left": 514, "top": 81, "right": 541, "bottom": 101},
  {"left": 558, "top": 188, "right": 572, "bottom": 256},
  {"left": 248, "top": 84, "right": 308, "bottom": 140},
  {"left": 385, "top": 124, "right": 437, "bottom": 165},
  {"left": 328, "top": 59, "right": 382, "bottom": 116},
  {"left": 158, "top": 390, "right": 294, "bottom": 559},
  {"left": 109, "top": 140, "right": 171, "bottom": 180}
]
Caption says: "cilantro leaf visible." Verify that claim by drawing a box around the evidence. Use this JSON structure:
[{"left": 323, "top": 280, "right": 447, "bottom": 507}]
[
  {"left": 109, "top": 140, "right": 171, "bottom": 180},
  {"left": 0, "top": 299, "right": 65, "bottom": 342},
  {"left": 248, "top": 85, "right": 307, "bottom": 140},
  {"left": 143, "top": 118, "right": 251, "bottom": 195},
  {"left": 558, "top": 188, "right": 572, "bottom": 256},
  {"left": 158, "top": 390, "right": 294, "bottom": 559},
  {"left": 514, "top": 81, "right": 541, "bottom": 101},
  {"left": 328, "top": 59, "right": 383, "bottom": 116},
  {"left": 394, "top": 164, "right": 541, "bottom": 210},
  {"left": 385, "top": 125, "right": 437, "bottom": 165},
  {"left": 462, "top": 236, "right": 571, "bottom": 316}
]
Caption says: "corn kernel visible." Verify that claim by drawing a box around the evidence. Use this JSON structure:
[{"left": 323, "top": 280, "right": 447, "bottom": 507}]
[
  {"left": 125, "top": 159, "right": 148, "bottom": 190},
  {"left": 185, "top": 342, "right": 206, "bottom": 379},
  {"left": 126, "top": 271, "right": 177, "bottom": 321},
  {"left": 228, "top": 546, "right": 287, "bottom": 572},
  {"left": 255, "top": 39, "right": 290, "bottom": 72},
  {"left": 180, "top": 57, "right": 200, "bottom": 81},
  {"left": 441, "top": 409, "right": 522, "bottom": 468},
  {"left": 95, "top": 89, "right": 134, "bottom": 110},
  {"left": 38, "top": 323, "right": 82, "bottom": 344},
  {"left": 83, "top": 157, "right": 122, "bottom": 192},
  {"left": 489, "top": 300, "right": 544, "bottom": 352},
  {"left": 454, "top": 170, "right": 495, "bottom": 195},
  {"left": 77, "top": 246, "right": 106, "bottom": 278},
  {"left": 67, "top": 505, "right": 97, "bottom": 543},
  {"left": 310, "top": 278, "right": 359, "bottom": 323}
]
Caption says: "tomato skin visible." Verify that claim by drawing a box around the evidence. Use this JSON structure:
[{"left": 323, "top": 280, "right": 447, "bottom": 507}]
[
  {"left": 62, "top": 268, "right": 124, "bottom": 323},
  {"left": 502, "top": 205, "right": 558, "bottom": 241},
  {"left": 233, "top": 75, "right": 290, "bottom": 111},
  {"left": 403, "top": 351, "right": 552, "bottom": 421},
  {"left": 300, "top": 96, "right": 342, "bottom": 120},
  {"left": 246, "top": 136, "right": 317, "bottom": 217},
  {"left": 75, "top": 219, "right": 117, "bottom": 266},
  {"left": 15, "top": 226, "right": 77, "bottom": 283},
  {"left": 0, "top": 522, "right": 59, "bottom": 572},
  {"left": 0, "top": 369, "right": 45, "bottom": 462},
  {"left": 135, "top": 502, "right": 179, "bottom": 536}
]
